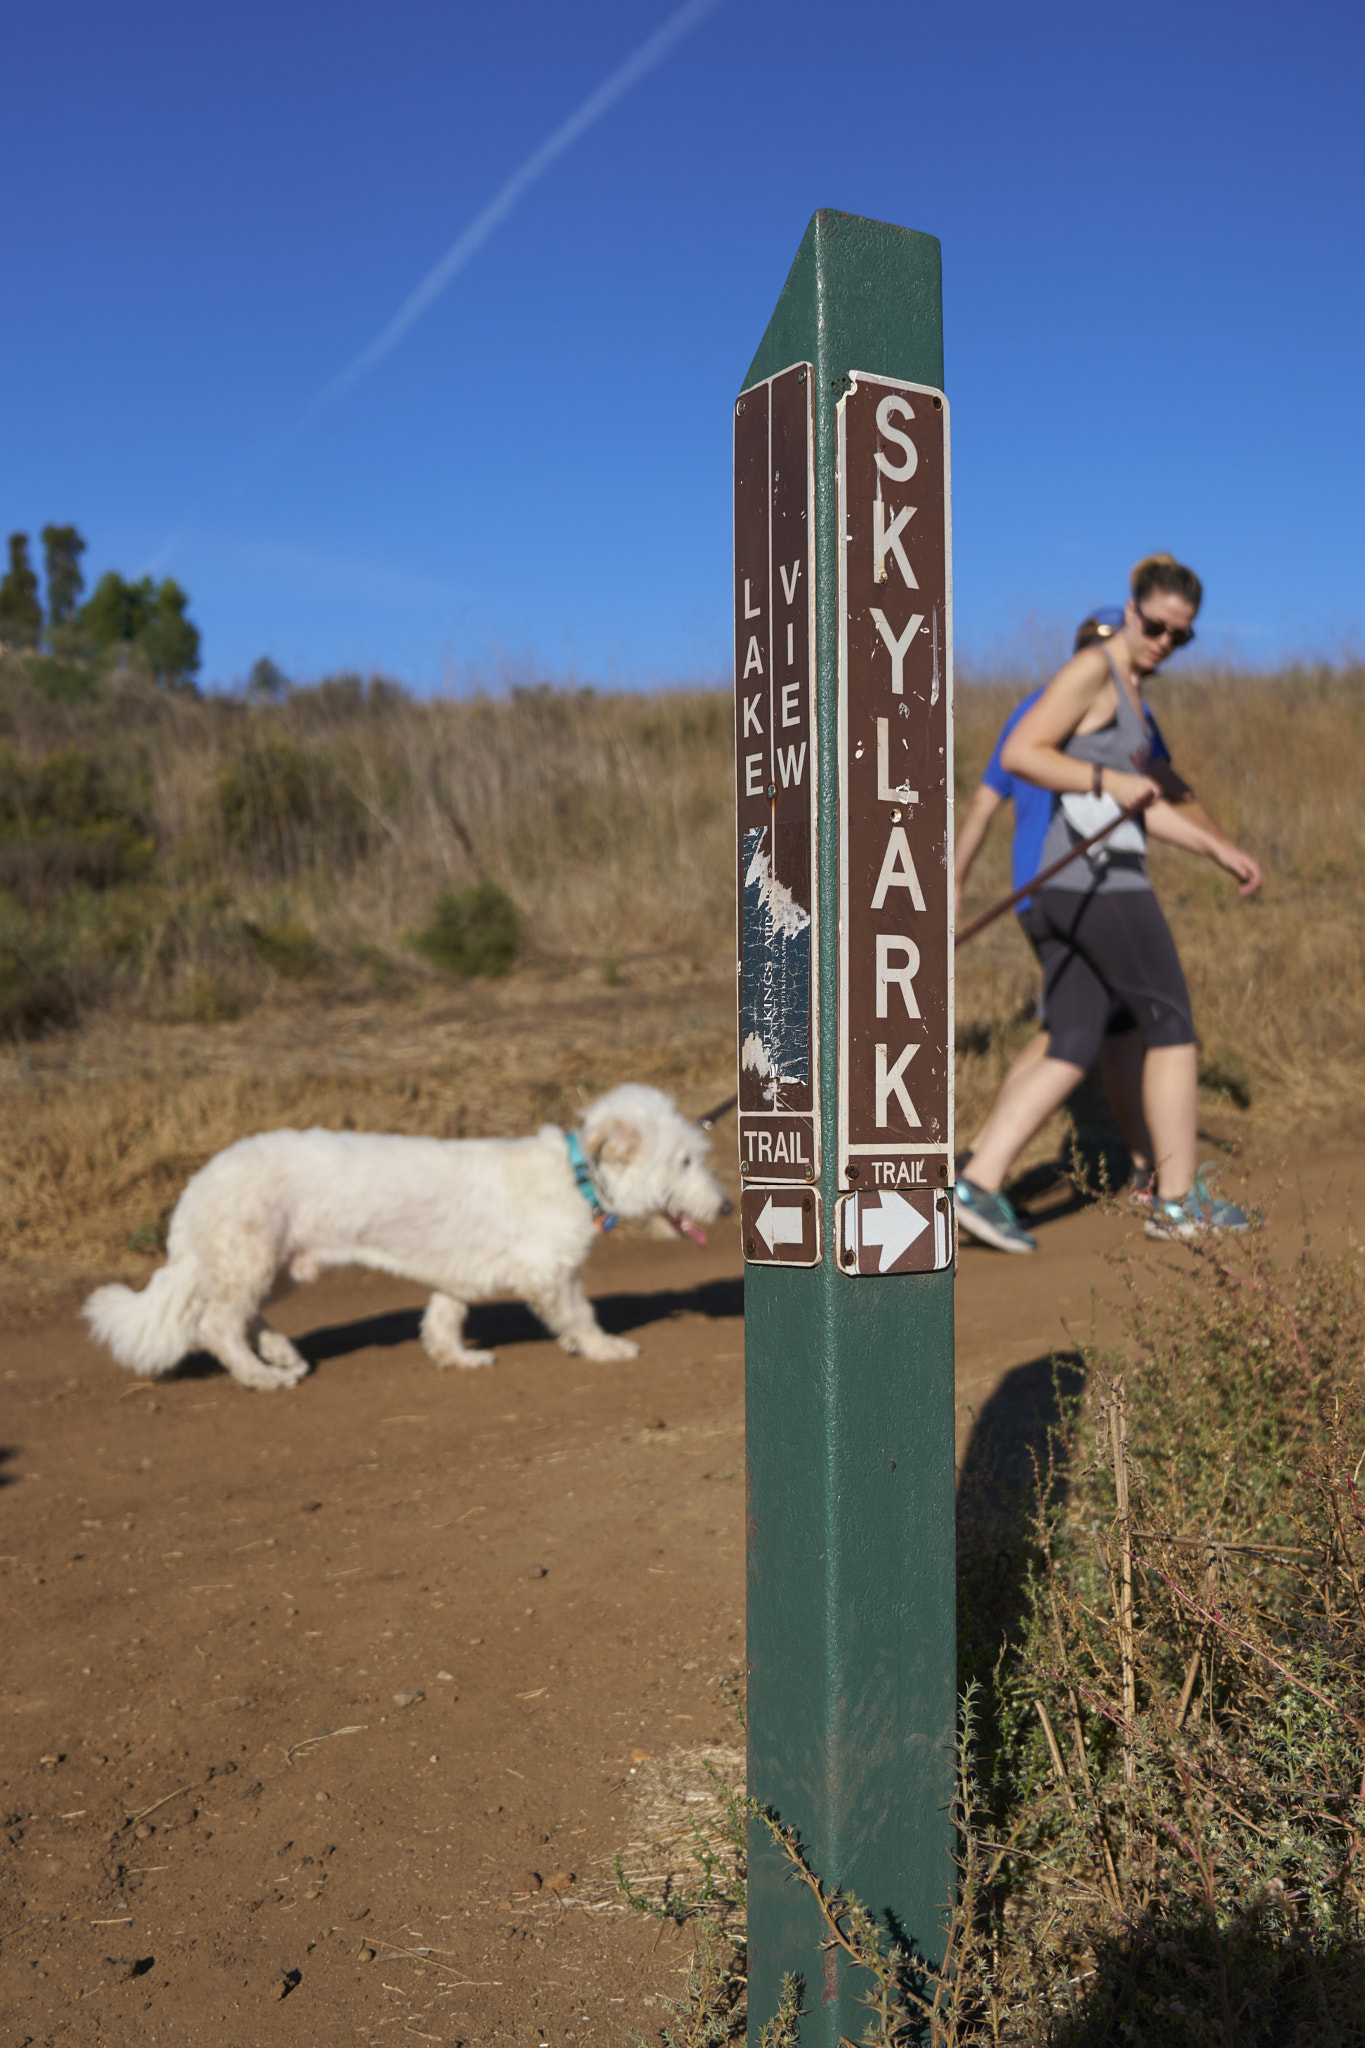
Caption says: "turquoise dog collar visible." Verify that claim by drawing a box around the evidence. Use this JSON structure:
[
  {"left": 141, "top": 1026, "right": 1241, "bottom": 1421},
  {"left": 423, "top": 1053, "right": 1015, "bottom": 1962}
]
[{"left": 565, "top": 1130, "right": 616, "bottom": 1232}]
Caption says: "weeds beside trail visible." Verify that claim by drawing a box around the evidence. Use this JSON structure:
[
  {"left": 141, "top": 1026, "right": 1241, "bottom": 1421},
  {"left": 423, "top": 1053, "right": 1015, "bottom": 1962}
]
[{"left": 623, "top": 1220, "right": 1365, "bottom": 2044}]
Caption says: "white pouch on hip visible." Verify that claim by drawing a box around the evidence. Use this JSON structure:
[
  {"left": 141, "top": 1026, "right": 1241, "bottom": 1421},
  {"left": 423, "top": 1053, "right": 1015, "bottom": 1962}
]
[{"left": 1059, "top": 791, "right": 1147, "bottom": 857}]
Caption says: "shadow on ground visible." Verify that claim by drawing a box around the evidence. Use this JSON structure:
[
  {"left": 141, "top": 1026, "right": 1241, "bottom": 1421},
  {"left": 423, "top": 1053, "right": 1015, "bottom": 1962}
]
[
  {"left": 156, "top": 1275, "right": 744, "bottom": 1382},
  {"left": 955, "top": 1346, "right": 1084, "bottom": 1693},
  {"left": 293, "top": 1274, "right": 745, "bottom": 1367},
  {"left": 1046, "top": 1909, "right": 1365, "bottom": 2046}
]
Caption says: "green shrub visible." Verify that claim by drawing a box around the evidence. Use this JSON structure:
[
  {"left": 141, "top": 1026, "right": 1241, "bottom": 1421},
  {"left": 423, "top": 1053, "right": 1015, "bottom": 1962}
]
[
  {"left": 29, "top": 658, "right": 99, "bottom": 705},
  {"left": 410, "top": 879, "right": 521, "bottom": 978},
  {"left": 349, "top": 942, "right": 402, "bottom": 990},
  {"left": 0, "top": 906, "right": 79, "bottom": 1035},
  {"left": 210, "top": 740, "right": 370, "bottom": 878},
  {"left": 1198, "top": 1046, "right": 1253, "bottom": 1108},
  {"left": 0, "top": 745, "right": 154, "bottom": 902},
  {"left": 248, "top": 920, "right": 318, "bottom": 979},
  {"left": 171, "top": 966, "right": 239, "bottom": 1023}
]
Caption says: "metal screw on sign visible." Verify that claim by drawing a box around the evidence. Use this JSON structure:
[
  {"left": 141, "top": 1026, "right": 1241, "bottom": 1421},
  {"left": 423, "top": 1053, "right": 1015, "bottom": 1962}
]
[{"left": 735, "top": 210, "right": 955, "bottom": 2044}]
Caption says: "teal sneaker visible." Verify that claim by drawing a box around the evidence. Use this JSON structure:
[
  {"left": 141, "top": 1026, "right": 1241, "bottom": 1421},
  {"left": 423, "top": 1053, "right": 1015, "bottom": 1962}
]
[
  {"left": 955, "top": 1176, "right": 1037, "bottom": 1254},
  {"left": 1145, "top": 1175, "right": 1250, "bottom": 1241}
]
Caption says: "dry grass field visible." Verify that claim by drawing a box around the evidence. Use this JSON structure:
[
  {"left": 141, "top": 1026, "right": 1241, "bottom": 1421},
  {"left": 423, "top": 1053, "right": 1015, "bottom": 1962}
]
[{"left": 0, "top": 657, "right": 1362, "bottom": 1312}]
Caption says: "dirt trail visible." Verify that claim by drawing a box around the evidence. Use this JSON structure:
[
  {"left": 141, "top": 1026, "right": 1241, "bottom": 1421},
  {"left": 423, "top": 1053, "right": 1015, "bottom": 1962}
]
[{"left": 1, "top": 1137, "right": 1356, "bottom": 2045}]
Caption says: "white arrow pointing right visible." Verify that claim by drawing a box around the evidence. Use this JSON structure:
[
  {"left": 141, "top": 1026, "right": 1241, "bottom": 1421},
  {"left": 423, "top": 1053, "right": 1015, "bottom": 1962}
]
[
  {"left": 756, "top": 1195, "right": 806, "bottom": 1253},
  {"left": 859, "top": 1190, "right": 930, "bottom": 1272}
]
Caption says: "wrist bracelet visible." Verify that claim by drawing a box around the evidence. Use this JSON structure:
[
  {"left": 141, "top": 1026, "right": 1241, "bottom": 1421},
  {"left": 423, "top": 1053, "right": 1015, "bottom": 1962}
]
[{"left": 1092, "top": 762, "right": 1103, "bottom": 797}]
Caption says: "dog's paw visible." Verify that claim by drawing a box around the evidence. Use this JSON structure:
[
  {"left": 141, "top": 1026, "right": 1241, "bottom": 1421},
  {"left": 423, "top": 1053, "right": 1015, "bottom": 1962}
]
[
  {"left": 432, "top": 1348, "right": 496, "bottom": 1371},
  {"left": 231, "top": 1359, "right": 309, "bottom": 1391},
  {"left": 569, "top": 1333, "right": 640, "bottom": 1364},
  {"left": 257, "top": 1330, "right": 309, "bottom": 1380}
]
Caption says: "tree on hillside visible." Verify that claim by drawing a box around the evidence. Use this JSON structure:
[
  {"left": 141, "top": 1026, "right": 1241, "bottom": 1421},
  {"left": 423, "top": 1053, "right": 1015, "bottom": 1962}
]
[
  {"left": 41, "top": 524, "right": 87, "bottom": 627},
  {"left": 79, "top": 571, "right": 201, "bottom": 686},
  {"left": 140, "top": 579, "right": 200, "bottom": 686},
  {"left": 247, "top": 656, "right": 290, "bottom": 702},
  {"left": 0, "top": 533, "right": 43, "bottom": 647},
  {"left": 81, "top": 570, "right": 153, "bottom": 649}
]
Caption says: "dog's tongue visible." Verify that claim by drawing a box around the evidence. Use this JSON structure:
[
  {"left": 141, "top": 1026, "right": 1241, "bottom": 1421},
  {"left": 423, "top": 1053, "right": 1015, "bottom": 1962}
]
[{"left": 671, "top": 1212, "right": 707, "bottom": 1247}]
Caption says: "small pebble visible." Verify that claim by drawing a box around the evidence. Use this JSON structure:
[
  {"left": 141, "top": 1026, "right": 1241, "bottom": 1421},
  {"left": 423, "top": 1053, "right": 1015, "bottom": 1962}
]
[
  {"left": 515, "top": 1870, "right": 542, "bottom": 1894},
  {"left": 545, "top": 1870, "right": 574, "bottom": 1893},
  {"left": 393, "top": 1689, "right": 424, "bottom": 1709},
  {"left": 357, "top": 1945, "right": 376, "bottom": 1963},
  {"left": 435, "top": 1670, "right": 455, "bottom": 1683},
  {"left": 527, "top": 1566, "right": 547, "bottom": 1580}
]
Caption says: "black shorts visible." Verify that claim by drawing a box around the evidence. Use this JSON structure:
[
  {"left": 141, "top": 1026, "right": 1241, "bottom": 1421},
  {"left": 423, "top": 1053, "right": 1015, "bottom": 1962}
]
[
  {"left": 1016, "top": 909, "right": 1139, "bottom": 1040},
  {"left": 1024, "top": 888, "right": 1194, "bottom": 1070}
]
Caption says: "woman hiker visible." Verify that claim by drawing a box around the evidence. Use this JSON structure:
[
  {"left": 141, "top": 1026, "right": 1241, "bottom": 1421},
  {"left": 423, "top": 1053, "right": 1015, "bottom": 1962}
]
[
  {"left": 954, "top": 609, "right": 1162, "bottom": 1195},
  {"left": 954, "top": 555, "right": 1263, "bottom": 1254}
]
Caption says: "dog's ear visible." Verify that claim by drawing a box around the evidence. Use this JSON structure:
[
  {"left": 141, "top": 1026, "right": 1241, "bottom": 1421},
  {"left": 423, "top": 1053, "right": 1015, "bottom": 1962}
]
[{"left": 590, "top": 1118, "right": 641, "bottom": 1167}]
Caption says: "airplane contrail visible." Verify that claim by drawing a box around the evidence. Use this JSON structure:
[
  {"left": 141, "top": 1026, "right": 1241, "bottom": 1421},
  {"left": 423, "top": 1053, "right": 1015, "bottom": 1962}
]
[
  {"left": 301, "top": 0, "right": 725, "bottom": 426},
  {"left": 141, "top": 0, "right": 723, "bottom": 578}
]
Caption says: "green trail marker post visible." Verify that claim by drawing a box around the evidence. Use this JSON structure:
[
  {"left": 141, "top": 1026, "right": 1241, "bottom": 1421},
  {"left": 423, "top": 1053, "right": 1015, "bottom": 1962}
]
[{"left": 735, "top": 211, "right": 956, "bottom": 2043}]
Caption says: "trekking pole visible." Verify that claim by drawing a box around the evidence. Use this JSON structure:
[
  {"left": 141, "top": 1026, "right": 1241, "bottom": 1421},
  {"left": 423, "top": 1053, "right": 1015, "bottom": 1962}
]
[{"left": 955, "top": 795, "right": 1153, "bottom": 949}]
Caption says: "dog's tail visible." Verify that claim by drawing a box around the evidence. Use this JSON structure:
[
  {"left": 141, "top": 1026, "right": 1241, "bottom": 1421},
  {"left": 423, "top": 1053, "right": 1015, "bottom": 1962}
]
[{"left": 83, "top": 1258, "right": 201, "bottom": 1378}]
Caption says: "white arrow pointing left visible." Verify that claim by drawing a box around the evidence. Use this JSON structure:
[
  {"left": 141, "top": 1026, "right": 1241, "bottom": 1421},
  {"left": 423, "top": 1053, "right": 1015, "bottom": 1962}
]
[
  {"left": 859, "top": 1190, "right": 930, "bottom": 1272},
  {"left": 756, "top": 1196, "right": 806, "bottom": 1253}
]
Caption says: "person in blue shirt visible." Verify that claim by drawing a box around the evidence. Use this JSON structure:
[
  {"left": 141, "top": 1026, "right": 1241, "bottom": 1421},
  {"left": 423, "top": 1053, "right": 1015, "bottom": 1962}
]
[{"left": 954, "top": 610, "right": 1171, "bottom": 1202}]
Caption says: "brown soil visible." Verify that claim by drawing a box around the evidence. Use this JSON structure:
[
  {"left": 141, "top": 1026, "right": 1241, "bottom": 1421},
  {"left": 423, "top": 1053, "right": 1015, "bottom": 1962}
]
[{"left": 1, "top": 1132, "right": 1357, "bottom": 2046}]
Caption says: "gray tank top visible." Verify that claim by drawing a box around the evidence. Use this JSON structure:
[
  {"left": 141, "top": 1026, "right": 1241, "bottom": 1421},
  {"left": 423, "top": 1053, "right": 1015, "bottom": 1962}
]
[{"left": 1036, "top": 650, "right": 1154, "bottom": 894}]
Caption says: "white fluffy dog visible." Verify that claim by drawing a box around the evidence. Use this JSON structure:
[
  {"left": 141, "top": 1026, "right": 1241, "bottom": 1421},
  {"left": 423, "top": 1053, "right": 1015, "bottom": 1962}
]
[{"left": 84, "top": 1085, "right": 730, "bottom": 1392}]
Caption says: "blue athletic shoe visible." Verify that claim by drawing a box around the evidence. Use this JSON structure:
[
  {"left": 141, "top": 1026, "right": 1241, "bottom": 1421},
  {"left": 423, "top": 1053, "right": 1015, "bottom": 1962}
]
[
  {"left": 955, "top": 1176, "right": 1037, "bottom": 1254},
  {"left": 1145, "top": 1174, "right": 1250, "bottom": 1241}
]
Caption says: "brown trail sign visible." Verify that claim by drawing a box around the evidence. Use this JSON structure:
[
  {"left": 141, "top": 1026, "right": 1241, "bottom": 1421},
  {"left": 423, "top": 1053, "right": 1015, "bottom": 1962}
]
[
  {"left": 740, "top": 1185, "right": 821, "bottom": 1267},
  {"left": 837, "top": 372, "right": 953, "bottom": 1270},
  {"left": 734, "top": 364, "right": 819, "bottom": 1198}
]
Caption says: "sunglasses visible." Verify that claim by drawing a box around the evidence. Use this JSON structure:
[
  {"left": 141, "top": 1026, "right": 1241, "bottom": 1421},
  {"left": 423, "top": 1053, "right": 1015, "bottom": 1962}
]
[{"left": 1134, "top": 604, "right": 1195, "bottom": 650}]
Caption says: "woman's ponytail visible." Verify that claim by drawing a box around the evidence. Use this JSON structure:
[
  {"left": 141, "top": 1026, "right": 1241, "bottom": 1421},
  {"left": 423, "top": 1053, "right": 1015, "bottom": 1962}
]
[{"left": 1131, "top": 552, "right": 1202, "bottom": 610}]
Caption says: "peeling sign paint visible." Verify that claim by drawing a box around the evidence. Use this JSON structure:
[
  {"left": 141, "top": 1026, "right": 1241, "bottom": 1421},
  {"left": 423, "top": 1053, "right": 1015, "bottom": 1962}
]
[{"left": 741, "top": 825, "right": 811, "bottom": 1108}]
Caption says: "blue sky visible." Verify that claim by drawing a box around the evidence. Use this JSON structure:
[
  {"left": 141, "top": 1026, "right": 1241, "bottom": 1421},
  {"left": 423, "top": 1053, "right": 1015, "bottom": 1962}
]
[{"left": 5, "top": 0, "right": 1361, "bottom": 689}]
